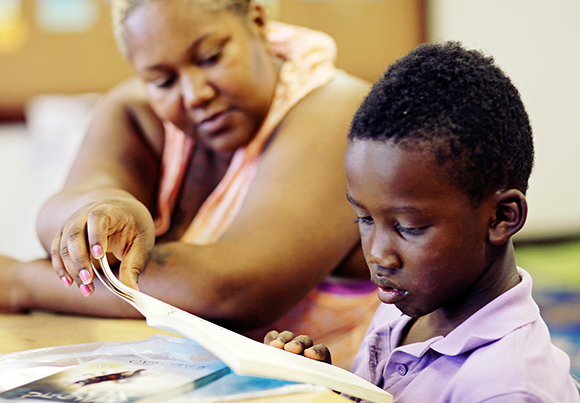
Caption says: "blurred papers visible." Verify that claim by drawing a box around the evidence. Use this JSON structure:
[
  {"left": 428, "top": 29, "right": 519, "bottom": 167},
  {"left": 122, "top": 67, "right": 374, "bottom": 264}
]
[
  {"left": 35, "top": 0, "right": 99, "bottom": 32},
  {"left": 0, "top": 0, "right": 29, "bottom": 54}
]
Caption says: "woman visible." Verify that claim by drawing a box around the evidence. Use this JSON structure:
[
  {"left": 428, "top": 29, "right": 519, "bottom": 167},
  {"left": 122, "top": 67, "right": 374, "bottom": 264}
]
[{"left": 2, "top": 0, "right": 377, "bottom": 368}]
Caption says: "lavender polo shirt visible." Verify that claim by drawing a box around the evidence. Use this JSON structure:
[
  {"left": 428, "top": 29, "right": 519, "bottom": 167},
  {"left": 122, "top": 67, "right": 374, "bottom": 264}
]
[{"left": 350, "top": 268, "right": 580, "bottom": 403}]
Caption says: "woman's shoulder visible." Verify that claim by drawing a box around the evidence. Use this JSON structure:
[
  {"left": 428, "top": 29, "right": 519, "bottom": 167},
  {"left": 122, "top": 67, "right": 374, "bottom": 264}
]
[
  {"left": 315, "top": 70, "right": 371, "bottom": 104},
  {"left": 96, "top": 77, "right": 166, "bottom": 154},
  {"left": 276, "top": 71, "right": 370, "bottom": 142},
  {"left": 260, "top": 71, "right": 370, "bottom": 168}
]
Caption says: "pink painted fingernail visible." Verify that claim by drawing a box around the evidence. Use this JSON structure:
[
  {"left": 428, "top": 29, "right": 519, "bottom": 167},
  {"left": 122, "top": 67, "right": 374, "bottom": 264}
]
[
  {"left": 92, "top": 244, "right": 103, "bottom": 258},
  {"left": 80, "top": 284, "right": 92, "bottom": 297},
  {"left": 60, "top": 276, "right": 71, "bottom": 287},
  {"left": 79, "top": 269, "right": 91, "bottom": 284}
]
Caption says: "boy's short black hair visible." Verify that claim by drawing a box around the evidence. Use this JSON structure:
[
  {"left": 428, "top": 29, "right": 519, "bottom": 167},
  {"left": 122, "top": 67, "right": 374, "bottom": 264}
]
[{"left": 348, "top": 41, "right": 534, "bottom": 206}]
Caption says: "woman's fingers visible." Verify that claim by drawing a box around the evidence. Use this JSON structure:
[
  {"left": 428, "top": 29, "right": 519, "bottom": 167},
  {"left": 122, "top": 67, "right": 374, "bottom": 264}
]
[
  {"left": 50, "top": 197, "right": 155, "bottom": 296},
  {"left": 64, "top": 218, "right": 94, "bottom": 285},
  {"left": 112, "top": 202, "right": 155, "bottom": 290},
  {"left": 51, "top": 222, "right": 94, "bottom": 296},
  {"left": 52, "top": 241, "right": 94, "bottom": 297},
  {"left": 87, "top": 206, "right": 110, "bottom": 262},
  {"left": 50, "top": 231, "right": 72, "bottom": 287},
  {"left": 118, "top": 241, "right": 153, "bottom": 290}
]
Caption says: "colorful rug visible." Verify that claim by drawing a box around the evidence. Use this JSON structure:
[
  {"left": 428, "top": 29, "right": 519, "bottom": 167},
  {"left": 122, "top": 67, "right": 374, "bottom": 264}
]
[{"left": 534, "top": 289, "right": 580, "bottom": 377}]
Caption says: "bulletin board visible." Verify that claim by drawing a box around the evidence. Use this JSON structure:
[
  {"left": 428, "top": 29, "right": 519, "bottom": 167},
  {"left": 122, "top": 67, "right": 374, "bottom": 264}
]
[
  {"left": 277, "top": 0, "right": 425, "bottom": 83},
  {"left": 0, "top": 0, "right": 425, "bottom": 121},
  {"left": 0, "top": 0, "right": 133, "bottom": 120}
]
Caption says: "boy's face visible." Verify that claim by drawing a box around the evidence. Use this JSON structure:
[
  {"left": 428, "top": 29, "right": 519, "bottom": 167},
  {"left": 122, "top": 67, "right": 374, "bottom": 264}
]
[{"left": 345, "top": 139, "right": 495, "bottom": 319}]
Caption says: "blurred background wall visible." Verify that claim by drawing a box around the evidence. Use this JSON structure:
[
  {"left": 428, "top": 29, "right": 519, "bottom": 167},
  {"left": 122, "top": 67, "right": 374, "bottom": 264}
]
[
  {"left": 2, "top": 0, "right": 580, "bottom": 259},
  {"left": 0, "top": 0, "right": 425, "bottom": 260},
  {"left": 0, "top": 0, "right": 424, "bottom": 120},
  {"left": 427, "top": 0, "right": 580, "bottom": 241},
  {"left": 0, "top": 0, "right": 134, "bottom": 120}
]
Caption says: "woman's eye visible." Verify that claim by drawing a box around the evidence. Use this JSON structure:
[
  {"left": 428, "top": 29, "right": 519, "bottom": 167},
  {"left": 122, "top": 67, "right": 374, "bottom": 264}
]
[
  {"left": 197, "top": 37, "right": 227, "bottom": 67},
  {"left": 204, "top": 52, "right": 222, "bottom": 65},
  {"left": 152, "top": 74, "right": 177, "bottom": 89},
  {"left": 199, "top": 51, "right": 222, "bottom": 67},
  {"left": 354, "top": 216, "right": 373, "bottom": 225}
]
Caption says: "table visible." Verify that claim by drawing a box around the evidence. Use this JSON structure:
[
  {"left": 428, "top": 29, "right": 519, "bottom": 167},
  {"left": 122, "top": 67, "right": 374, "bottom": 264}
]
[{"left": 0, "top": 312, "right": 350, "bottom": 402}]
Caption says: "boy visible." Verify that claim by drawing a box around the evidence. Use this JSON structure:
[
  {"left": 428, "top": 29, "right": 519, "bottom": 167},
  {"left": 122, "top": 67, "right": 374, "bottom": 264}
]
[{"left": 266, "top": 41, "right": 580, "bottom": 402}]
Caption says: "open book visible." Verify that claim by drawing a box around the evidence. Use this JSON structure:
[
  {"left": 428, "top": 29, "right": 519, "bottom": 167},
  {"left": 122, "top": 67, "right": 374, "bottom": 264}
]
[{"left": 92, "top": 257, "right": 392, "bottom": 403}]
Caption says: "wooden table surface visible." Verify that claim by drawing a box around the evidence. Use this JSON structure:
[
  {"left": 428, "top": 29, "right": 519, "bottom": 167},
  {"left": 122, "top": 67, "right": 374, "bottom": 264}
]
[{"left": 0, "top": 312, "right": 350, "bottom": 402}]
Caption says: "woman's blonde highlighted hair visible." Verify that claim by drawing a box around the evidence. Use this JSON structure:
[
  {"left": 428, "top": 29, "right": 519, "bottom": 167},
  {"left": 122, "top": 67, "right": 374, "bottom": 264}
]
[{"left": 111, "top": 0, "right": 279, "bottom": 59}]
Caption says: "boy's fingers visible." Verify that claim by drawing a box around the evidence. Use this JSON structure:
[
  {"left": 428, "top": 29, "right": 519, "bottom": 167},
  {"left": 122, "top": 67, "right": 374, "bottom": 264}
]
[
  {"left": 284, "top": 335, "right": 314, "bottom": 354},
  {"left": 276, "top": 330, "right": 296, "bottom": 344},
  {"left": 264, "top": 330, "right": 280, "bottom": 344},
  {"left": 266, "top": 330, "right": 296, "bottom": 349},
  {"left": 304, "top": 344, "right": 332, "bottom": 364}
]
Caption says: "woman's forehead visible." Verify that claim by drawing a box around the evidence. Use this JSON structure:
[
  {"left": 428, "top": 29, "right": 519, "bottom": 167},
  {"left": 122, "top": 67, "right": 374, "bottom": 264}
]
[{"left": 124, "top": 1, "right": 231, "bottom": 64}]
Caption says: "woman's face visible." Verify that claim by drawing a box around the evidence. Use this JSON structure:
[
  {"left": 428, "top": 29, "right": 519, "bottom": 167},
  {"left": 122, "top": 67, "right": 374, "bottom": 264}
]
[{"left": 125, "top": 0, "right": 278, "bottom": 153}]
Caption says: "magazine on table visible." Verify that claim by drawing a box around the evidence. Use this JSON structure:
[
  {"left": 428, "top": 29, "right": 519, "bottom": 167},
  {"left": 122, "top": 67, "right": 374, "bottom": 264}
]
[
  {"left": 0, "top": 355, "right": 229, "bottom": 402},
  {"left": 0, "top": 335, "right": 324, "bottom": 403}
]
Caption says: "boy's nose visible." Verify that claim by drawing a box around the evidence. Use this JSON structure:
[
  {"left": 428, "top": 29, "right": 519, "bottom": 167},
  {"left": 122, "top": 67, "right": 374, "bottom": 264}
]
[
  {"left": 180, "top": 67, "right": 215, "bottom": 109},
  {"left": 366, "top": 230, "right": 402, "bottom": 270}
]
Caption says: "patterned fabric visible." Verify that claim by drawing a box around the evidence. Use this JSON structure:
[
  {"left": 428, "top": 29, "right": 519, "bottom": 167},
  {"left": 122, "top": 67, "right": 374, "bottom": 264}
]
[{"left": 243, "top": 277, "right": 380, "bottom": 370}]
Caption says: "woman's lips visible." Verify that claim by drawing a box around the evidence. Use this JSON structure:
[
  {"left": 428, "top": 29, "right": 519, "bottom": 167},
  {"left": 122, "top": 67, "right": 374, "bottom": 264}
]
[{"left": 197, "top": 110, "right": 230, "bottom": 136}]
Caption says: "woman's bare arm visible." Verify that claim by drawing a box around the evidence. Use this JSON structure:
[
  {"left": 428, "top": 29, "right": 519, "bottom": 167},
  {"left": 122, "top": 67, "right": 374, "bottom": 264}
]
[
  {"left": 34, "top": 79, "right": 164, "bottom": 294},
  {"left": 23, "top": 73, "right": 371, "bottom": 330},
  {"left": 36, "top": 78, "right": 164, "bottom": 253}
]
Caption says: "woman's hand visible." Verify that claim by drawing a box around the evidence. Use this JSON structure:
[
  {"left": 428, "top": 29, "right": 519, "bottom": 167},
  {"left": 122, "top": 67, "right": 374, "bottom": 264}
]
[
  {"left": 51, "top": 196, "right": 155, "bottom": 296},
  {"left": 264, "top": 330, "right": 332, "bottom": 364}
]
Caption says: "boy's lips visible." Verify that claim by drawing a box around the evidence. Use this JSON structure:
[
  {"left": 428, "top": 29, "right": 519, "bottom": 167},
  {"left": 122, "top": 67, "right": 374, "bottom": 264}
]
[
  {"left": 372, "top": 276, "right": 408, "bottom": 304},
  {"left": 377, "top": 286, "right": 408, "bottom": 304}
]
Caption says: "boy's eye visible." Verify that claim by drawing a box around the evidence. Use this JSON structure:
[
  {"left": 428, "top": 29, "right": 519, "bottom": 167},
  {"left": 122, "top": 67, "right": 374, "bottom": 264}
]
[
  {"left": 395, "top": 222, "right": 426, "bottom": 236},
  {"left": 354, "top": 216, "right": 373, "bottom": 225}
]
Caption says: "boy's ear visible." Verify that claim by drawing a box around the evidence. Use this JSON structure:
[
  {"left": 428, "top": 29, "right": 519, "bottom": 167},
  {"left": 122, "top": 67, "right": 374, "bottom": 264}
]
[{"left": 488, "top": 189, "right": 528, "bottom": 245}]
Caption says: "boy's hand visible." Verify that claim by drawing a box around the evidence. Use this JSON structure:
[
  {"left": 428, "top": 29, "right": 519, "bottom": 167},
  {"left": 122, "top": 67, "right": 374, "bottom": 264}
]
[{"left": 264, "top": 330, "right": 332, "bottom": 364}]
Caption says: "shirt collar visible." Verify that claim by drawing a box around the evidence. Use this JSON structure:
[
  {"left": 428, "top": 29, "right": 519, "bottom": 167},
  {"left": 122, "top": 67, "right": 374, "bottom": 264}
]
[
  {"left": 390, "top": 268, "right": 540, "bottom": 358},
  {"left": 429, "top": 268, "right": 540, "bottom": 356}
]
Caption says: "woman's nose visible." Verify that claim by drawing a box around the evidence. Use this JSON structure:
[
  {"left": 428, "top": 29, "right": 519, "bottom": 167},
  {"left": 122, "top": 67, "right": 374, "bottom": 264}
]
[{"left": 179, "top": 67, "right": 215, "bottom": 108}]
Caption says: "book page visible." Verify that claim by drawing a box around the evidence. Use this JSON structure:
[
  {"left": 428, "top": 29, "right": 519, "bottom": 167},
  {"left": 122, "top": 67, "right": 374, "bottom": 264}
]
[{"left": 94, "top": 257, "right": 392, "bottom": 403}]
